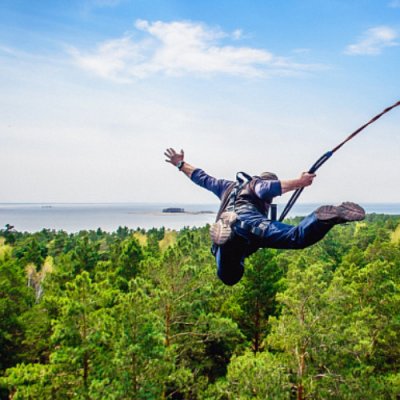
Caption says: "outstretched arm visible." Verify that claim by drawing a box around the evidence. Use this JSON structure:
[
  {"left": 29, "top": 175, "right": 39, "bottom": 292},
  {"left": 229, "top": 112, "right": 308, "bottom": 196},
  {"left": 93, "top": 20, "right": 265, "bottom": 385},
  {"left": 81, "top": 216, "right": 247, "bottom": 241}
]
[
  {"left": 280, "top": 172, "right": 316, "bottom": 194},
  {"left": 164, "top": 148, "right": 196, "bottom": 178},
  {"left": 164, "top": 147, "right": 233, "bottom": 199}
]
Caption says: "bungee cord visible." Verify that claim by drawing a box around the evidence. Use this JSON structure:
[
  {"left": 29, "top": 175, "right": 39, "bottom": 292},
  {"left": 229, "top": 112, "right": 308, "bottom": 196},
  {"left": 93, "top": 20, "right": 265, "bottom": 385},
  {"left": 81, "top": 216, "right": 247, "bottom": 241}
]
[{"left": 279, "top": 100, "right": 400, "bottom": 221}]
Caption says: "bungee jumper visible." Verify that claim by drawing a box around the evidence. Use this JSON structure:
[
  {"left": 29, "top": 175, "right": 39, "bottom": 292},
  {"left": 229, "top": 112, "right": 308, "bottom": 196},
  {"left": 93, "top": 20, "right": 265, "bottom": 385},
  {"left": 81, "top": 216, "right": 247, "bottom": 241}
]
[
  {"left": 164, "top": 100, "right": 399, "bottom": 286},
  {"left": 165, "top": 148, "right": 364, "bottom": 286}
]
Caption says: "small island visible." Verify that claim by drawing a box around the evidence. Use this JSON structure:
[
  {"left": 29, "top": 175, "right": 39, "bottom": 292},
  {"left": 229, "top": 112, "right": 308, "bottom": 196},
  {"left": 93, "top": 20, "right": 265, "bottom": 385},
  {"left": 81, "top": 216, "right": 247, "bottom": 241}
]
[
  {"left": 162, "top": 207, "right": 215, "bottom": 215},
  {"left": 162, "top": 207, "right": 185, "bottom": 213}
]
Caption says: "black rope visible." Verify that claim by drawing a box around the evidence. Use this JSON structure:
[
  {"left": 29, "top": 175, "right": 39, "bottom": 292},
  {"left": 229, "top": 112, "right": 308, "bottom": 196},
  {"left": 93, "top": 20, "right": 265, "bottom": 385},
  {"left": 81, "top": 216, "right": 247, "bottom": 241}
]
[{"left": 279, "top": 100, "right": 400, "bottom": 221}]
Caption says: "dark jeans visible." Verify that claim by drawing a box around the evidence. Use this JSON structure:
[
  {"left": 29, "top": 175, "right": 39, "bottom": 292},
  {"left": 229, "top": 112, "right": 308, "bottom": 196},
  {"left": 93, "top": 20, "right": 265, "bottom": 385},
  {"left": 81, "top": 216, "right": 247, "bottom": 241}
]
[{"left": 215, "top": 212, "right": 334, "bottom": 286}]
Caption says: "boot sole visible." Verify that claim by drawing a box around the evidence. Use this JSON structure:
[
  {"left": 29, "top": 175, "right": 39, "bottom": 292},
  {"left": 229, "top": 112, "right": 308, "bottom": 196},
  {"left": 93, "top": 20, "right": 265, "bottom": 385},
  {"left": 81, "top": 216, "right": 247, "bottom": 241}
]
[
  {"left": 338, "top": 202, "right": 365, "bottom": 222},
  {"left": 316, "top": 202, "right": 365, "bottom": 223}
]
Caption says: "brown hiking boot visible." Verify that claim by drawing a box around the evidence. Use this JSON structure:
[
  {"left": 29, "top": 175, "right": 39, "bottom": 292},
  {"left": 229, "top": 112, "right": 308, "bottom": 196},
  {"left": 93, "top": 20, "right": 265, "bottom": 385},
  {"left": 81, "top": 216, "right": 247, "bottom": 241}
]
[{"left": 315, "top": 202, "right": 365, "bottom": 224}]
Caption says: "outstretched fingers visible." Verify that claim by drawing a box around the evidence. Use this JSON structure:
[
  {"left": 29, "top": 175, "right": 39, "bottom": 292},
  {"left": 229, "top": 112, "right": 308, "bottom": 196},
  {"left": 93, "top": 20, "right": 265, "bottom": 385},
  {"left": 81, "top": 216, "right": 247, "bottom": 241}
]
[
  {"left": 164, "top": 148, "right": 175, "bottom": 157},
  {"left": 164, "top": 148, "right": 176, "bottom": 163},
  {"left": 164, "top": 147, "right": 185, "bottom": 166}
]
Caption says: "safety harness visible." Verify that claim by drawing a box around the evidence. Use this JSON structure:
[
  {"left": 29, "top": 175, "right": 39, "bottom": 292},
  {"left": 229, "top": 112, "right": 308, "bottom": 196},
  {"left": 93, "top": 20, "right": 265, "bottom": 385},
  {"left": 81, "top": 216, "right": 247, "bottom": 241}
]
[{"left": 210, "top": 172, "right": 277, "bottom": 246}]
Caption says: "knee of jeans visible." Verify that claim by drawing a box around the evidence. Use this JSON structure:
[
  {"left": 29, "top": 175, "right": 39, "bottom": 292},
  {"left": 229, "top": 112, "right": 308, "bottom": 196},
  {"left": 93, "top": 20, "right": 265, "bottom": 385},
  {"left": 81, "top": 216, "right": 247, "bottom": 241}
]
[
  {"left": 217, "top": 269, "right": 243, "bottom": 286},
  {"left": 215, "top": 244, "right": 245, "bottom": 285},
  {"left": 217, "top": 259, "right": 244, "bottom": 286}
]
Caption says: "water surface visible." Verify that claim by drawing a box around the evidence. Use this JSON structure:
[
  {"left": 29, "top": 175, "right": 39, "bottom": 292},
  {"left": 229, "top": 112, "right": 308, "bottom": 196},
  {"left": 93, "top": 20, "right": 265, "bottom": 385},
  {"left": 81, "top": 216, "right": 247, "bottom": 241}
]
[{"left": 0, "top": 203, "right": 399, "bottom": 233}]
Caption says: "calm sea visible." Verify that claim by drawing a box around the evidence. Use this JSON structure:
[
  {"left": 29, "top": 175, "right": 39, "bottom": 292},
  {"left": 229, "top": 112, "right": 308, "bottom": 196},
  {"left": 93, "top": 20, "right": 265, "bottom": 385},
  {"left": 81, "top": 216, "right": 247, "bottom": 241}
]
[{"left": 0, "top": 203, "right": 399, "bottom": 233}]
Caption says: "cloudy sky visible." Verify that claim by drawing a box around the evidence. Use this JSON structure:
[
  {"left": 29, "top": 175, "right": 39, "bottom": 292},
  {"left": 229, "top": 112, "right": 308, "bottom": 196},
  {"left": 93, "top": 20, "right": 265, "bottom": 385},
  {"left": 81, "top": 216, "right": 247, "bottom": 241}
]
[{"left": 1, "top": 0, "right": 399, "bottom": 205}]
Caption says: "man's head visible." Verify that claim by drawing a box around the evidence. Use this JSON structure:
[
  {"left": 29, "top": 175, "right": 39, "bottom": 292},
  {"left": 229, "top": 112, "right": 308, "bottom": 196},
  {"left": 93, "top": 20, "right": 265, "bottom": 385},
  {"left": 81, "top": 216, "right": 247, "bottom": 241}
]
[{"left": 259, "top": 171, "right": 279, "bottom": 181}]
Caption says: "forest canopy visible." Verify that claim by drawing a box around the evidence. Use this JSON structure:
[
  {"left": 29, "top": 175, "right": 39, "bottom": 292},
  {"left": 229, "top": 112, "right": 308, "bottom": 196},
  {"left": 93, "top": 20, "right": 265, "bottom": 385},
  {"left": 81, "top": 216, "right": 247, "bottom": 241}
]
[{"left": 1, "top": 214, "right": 400, "bottom": 399}]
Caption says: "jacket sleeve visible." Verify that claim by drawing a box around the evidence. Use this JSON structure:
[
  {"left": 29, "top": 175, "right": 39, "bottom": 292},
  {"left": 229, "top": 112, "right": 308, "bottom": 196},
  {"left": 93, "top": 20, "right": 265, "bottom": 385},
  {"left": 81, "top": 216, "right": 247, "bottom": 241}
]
[
  {"left": 191, "top": 169, "right": 233, "bottom": 200},
  {"left": 254, "top": 179, "right": 282, "bottom": 201}
]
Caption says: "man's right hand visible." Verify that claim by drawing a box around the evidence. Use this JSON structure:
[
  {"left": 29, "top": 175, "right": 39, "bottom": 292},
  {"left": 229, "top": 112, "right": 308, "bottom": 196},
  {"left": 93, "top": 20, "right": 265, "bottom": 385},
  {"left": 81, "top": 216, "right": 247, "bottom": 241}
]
[
  {"left": 280, "top": 172, "right": 316, "bottom": 194},
  {"left": 164, "top": 148, "right": 184, "bottom": 167},
  {"left": 299, "top": 172, "right": 316, "bottom": 187}
]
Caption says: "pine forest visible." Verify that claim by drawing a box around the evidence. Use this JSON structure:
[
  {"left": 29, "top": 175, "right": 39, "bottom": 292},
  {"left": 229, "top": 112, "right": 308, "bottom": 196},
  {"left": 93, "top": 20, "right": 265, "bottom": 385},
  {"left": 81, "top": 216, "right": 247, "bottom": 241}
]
[{"left": 1, "top": 214, "right": 400, "bottom": 399}]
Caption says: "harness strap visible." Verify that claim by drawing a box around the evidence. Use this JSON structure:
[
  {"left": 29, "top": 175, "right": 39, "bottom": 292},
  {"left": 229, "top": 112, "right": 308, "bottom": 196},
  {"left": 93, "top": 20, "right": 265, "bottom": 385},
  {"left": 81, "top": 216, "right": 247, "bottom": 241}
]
[
  {"left": 235, "top": 204, "right": 259, "bottom": 213},
  {"left": 216, "top": 172, "right": 278, "bottom": 240},
  {"left": 270, "top": 204, "right": 277, "bottom": 221},
  {"left": 225, "top": 172, "right": 253, "bottom": 213},
  {"left": 237, "top": 219, "right": 270, "bottom": 237}
]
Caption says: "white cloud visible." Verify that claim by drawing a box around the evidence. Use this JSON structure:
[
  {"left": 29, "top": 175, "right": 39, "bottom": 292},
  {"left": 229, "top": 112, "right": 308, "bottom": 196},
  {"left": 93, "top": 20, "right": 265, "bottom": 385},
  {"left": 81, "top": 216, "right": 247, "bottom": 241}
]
[
  {"left": 232, "top": 29, "right": 244, "bottom": 40},
  {"left": 345, "top": 26, "right": 398, "bottom": 55},
  {"left": 68, "top": 36, "right": 145, "bottom": 82},
  {"left": 70, "top": 19, "right": 321, "bottom": 81}
]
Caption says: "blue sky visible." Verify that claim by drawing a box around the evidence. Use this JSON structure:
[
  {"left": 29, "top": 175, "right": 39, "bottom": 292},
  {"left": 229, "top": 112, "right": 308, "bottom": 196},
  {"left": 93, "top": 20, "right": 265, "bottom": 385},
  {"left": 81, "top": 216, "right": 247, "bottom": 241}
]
[{"left": 1, "top": 0, "right": 399, "bottom": 205}]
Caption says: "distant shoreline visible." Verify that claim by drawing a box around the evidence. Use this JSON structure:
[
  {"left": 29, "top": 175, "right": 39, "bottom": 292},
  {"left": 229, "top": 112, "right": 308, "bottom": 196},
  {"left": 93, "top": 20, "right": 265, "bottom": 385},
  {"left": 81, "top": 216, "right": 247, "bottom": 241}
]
[
  {"left": 1, "top": 203, "right": 399, "bottom": 233},
  {"left": 1, "top": 202, "right": 400, "bottom": 206},
  {"left": 128, "top": 211, "right": 215, "bottom": 216},
  {"left": 161, "top": 211, "right": 215, "bottom": 215}
]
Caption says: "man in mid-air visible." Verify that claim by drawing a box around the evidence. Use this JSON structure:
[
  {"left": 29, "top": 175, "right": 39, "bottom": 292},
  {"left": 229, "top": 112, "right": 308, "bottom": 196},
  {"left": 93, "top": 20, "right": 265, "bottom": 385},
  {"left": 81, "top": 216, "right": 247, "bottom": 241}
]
[{"left": 165, "top": 148, "right": 365, "bottom": 286}]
